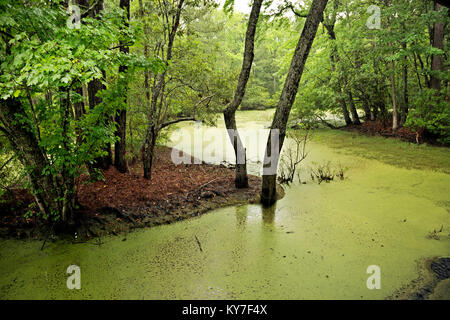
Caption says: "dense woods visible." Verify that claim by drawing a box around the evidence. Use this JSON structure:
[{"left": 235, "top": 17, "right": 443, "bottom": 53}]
[{"left": 0, "top": 0, "right": 448, "bottom": 226}]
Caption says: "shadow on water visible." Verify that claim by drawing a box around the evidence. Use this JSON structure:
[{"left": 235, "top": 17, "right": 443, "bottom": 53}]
[
  {"left": 262, "top": 203, "right": 277, "bottom": 225},
  {"left": 235, "top": 202, "right": 277, "bottom": 229}
]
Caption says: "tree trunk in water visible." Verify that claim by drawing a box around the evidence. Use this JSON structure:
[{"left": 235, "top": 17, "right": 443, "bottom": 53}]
[
  {"left": 223, "top": 0, "right": 263, "bottom": 188},
  {"left": 261, "top": 0, "right": 328, "bottom": 206},
  {"left": 430, "top": 2, "right": 444, "bottom": 91},
  {"left": 347, "top": 91, "right": 360, "bottom": 125},
  {"left": 115, "top": 0, "right": 130, "bottom": 173}
]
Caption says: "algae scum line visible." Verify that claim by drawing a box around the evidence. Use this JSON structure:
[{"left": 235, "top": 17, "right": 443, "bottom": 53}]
[{"left": 0, "top": 110, "right": 449, "bottom": 299}]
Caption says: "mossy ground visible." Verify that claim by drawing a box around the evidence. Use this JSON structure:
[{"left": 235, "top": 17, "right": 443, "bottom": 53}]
[{"left": 312, "top": 128, "right": 450, "bottom": 174}]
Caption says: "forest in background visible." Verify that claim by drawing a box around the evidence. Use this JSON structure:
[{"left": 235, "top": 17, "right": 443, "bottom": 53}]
[{"left": 0, "top": 0, "right": 448, "bottom": 227}]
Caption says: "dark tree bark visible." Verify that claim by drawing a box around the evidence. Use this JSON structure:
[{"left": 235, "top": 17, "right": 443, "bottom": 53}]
[
  {"left": 347, "top": 91, "right": 361, "bottom": 125},
  {"left": 223, "top": 0, "right": 263, "bottom": 188},
  {"left": 88, "top": 77, "right": 112, "bottom": 170},
  {"left": 74, "top": 85, "right": 85, "bottom": 147},
  {"left": 401, "top": 44, "right": 409, "bottom": 126},
  {"left": 115, "top": 0, "right": 130, "bottom": 173},
  {"left": 430, "top": 2, "right": 445, "bottom": 91},
  {"left": 0, "top": 99, "right": 59, "bottom": 220},
  {"left": 261, "top": 0, "right": 329, "bottom": 206},
  {"left": 362, "top": 97, "right": 373, "bottom": 121},
  {"left": 340, "top": 99, "right": 352, "bottom": 125},
  {"left": 78, "top": 0, "right": 112, "bottom": 170}
]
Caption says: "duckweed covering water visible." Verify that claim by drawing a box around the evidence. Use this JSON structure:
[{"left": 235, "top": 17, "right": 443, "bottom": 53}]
[{"left": 0, "top": 110, "right": 449, "bottom": 299}]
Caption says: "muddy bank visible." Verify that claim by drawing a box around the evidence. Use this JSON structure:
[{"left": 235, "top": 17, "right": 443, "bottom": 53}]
[
  {"left": 0, "top": 147, "right": 283, "bottom": 241},
  {"left": 389, "top": 257, "right": 450, "bottom": 300}
]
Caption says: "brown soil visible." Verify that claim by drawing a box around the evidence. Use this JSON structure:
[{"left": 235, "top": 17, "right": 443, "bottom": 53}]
[
  {"left": 0, "top": 147, "right": 280, "bottom": 241},
  {"left": 389, "top": 257, "right": 450, "bottom": 300}
]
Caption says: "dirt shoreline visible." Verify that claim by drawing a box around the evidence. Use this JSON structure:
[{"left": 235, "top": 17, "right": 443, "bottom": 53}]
[
  {"left": 389, "top": 257, "right": 450, "bottom": 300},
  {"left": 0, "top": 147, "right": 284, "bottom": 241}
]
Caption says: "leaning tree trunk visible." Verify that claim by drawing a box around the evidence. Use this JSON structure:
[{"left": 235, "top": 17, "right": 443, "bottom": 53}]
[
  {"left": 0, "top": 99, "right": 59, "bottom": 219},
  {"left": 261, "top": 0, "right": 329, "bottom": 206},
  {"left": 223, "top": 0, "right": 263, "bottom": 188},
  {"left": 115, "top": 0, "right": 130, "bottom": 173}
]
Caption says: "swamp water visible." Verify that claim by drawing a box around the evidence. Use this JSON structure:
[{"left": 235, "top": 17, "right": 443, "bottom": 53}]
[{"left": 0, "top": 110, "right": 448, "bottom": 299}]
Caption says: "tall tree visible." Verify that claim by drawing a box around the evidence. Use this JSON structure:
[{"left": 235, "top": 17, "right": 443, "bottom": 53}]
[
  {"left": 261, "top": 0, "right": 329, "bottom": 205},
  {"left": 323, "top": 0, "right": 352, "bottom": 125},
  {"left": 115, "top": 0, "right": 130, "bottom": 173},
  {"left": 223, "top": 0, "right": 264, "bottom": 188},
  {"left": 142, "top": 0, "right": 185, "bottom": 180},
  {"left": 430, "top": 2, "right": 445, "bottom": 91}
]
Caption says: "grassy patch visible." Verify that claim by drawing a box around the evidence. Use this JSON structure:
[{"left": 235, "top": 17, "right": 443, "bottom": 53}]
[{"left": 312, "top": 128, "right": 450, "bottom": 174}]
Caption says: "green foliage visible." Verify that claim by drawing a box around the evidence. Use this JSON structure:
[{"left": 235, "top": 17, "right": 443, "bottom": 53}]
[
  {"left": 406, "top": 88, "right": 450, "bottom": 144},
  {"left": 0, "top": 0, "right": 163, "bottom": 220}
]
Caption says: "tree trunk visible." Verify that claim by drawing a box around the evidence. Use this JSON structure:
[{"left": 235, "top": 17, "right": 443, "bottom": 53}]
[
  {"left": 340, "top": 99, "right": 352, "bottom": 125},
  {"left": 88, "top": 77, "right": 112, "bottom": 170},
  {"left": 390, "top": 57, "right": 399, "bottom": 131},
  {"left": 223, "top": 0, "right": 263, "bottom": 188},
  {"left": 0, "top": 99, "right": 59, "bottom": 220},
  {"left": 84, "top": 0, "right": 112, "bottom": 170},
  {"left": 362, "top": 97, "right": 373, "bottom": 121},
  {"left": 143, "top": 126, "right": 157, "bottom": 180},
  {"left": 115, "top": 0, "right": 130, "bottom": 173},
  {"left": 401, "top": 49, "right": 409, "bottom": 126},
  {"left": 347, "top": 91, "right": 361, "bottom": 125},
  {"left": 143, "top": 0, "right": 185, "bottom": 179},
  {"left": 430, "top": 2, "right": 444, "bottom": 91},
  {"left": 261, "top": 0, "right": 328, "bottom": 206},
  {"left": 323, "top": 1, "right": 351, "bottom": 126},
  {"left": 59, "top": 89, "right": 76, "bottom": 224}
]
